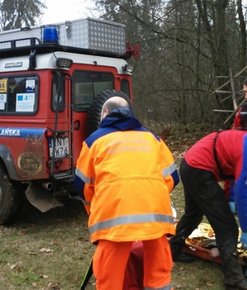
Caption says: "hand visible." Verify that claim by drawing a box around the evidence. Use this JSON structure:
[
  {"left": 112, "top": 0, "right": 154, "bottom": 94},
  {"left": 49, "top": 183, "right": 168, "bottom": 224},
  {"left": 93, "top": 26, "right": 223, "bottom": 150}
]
[
  {"left": 240, "top": 232, "right": 247, "bottom": 249},
  {"left": 228, "top": 201, "right": 236, "bottom": 214}
]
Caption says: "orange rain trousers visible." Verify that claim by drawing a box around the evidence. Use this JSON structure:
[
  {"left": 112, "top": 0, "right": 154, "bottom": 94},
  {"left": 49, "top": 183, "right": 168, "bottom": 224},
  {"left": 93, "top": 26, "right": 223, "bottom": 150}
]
[{"left": 93, "top": 236, "right": 173, "bottom": 290}]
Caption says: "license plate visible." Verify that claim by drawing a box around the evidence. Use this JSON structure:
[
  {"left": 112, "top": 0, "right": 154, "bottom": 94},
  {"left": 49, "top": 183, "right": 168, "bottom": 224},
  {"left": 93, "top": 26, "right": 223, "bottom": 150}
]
[{"left": 49, "top": 137, "right": 69, "bottom": 158}]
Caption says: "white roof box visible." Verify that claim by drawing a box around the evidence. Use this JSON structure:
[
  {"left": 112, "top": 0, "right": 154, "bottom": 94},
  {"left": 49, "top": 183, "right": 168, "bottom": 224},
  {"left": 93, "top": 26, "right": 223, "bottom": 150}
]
[{"left": 0, "top": 18, "right": 126, "bottom": 55}]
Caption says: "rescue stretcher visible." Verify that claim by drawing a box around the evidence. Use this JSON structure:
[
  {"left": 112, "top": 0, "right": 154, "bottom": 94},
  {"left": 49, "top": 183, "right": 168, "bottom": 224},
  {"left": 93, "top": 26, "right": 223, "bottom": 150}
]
[{"left": 183, "top": 223, "right": 247, "bottom": 268}]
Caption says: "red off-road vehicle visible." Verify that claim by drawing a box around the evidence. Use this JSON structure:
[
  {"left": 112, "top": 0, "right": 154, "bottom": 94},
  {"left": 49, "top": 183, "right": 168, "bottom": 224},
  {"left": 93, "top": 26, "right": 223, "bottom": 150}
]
[{"left": 0, "top": 18, "right": 137, "bottom": 224}]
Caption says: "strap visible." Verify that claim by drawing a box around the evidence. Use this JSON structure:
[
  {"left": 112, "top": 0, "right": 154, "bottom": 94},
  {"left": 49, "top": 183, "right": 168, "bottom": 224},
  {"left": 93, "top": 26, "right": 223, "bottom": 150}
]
[
  {"left": 213, "top": 130, "right": 233, "bottom": 179},
  {"left": 80, "top": 260, "right": 93, "bottom": 290}
]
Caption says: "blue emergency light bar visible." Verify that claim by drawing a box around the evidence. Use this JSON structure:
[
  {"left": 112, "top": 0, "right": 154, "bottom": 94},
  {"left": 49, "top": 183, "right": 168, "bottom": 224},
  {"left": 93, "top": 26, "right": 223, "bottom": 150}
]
[{"left": 42, "top": 26, "right": 58, "bottom": 44}]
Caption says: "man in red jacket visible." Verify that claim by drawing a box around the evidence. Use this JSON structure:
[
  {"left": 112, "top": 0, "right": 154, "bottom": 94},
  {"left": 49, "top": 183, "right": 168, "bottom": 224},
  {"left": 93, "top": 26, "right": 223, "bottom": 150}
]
[
  {"left": 233, "top": 78, "right": 247, "bottom": 129},
  {"left": 170, "top": 129, "right": 247, "bottom": 290}
]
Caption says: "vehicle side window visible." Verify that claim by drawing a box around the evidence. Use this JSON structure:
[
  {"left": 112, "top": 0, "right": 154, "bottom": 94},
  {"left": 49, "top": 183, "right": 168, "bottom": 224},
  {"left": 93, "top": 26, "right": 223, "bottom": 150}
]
[
  {"left": 0, "top": 76, "right": 39, "bottom": 115},
  {"left": 120, "top": 79, "right": 130, "bottom": 97},
  {"left": 72, "top": 70, "right": 114, "bottom": 112},
  {"left": 51, "top": 72, "right": 65, "bottom": 112},
  {"left": 0, "top": 76, "right": 38, "bottom": 114}
]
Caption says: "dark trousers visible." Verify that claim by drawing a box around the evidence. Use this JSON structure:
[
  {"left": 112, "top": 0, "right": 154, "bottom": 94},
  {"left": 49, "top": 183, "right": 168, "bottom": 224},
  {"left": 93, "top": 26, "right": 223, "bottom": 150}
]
[{"left": 170, "top": 159, "right": 244, "bottom": 284}]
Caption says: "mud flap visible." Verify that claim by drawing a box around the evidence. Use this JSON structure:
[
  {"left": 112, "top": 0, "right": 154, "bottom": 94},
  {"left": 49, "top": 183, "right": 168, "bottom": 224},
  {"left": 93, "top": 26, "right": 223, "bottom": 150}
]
[{"left": 25, "top": 182, "right": 63, "bottom": 212}]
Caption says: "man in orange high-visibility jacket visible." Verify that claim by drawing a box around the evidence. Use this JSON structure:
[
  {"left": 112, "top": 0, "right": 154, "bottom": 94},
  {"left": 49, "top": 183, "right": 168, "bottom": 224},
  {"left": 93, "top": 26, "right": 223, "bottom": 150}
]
[{"left": 76, "top": 93, "right": 179, "bottom": 290}]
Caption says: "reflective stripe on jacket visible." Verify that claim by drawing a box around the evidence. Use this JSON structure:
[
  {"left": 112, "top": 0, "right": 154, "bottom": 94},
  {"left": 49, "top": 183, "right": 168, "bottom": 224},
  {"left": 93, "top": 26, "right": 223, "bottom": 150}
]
[{"left": 76, "top": 115, "right": 178, "bottom": 242}]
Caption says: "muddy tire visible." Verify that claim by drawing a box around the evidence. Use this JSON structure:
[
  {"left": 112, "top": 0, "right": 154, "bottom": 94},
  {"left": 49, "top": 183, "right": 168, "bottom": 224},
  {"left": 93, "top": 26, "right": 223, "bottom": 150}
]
[
  {"left": 87, "top": 89, "right": 131, "bottom": 135},
  {"left": 0, "top": 167, "right": 20, "bottom": 225}
]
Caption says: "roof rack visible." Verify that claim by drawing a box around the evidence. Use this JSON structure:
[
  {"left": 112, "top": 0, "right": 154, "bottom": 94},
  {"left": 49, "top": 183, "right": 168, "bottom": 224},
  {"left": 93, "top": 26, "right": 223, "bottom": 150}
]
[{"left": 0, "top": 18, "right": 127, "bottom": 57}]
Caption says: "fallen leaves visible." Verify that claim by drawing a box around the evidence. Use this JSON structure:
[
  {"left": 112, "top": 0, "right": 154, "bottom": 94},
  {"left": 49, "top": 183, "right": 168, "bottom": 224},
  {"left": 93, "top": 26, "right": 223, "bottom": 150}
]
[
  {"left": 9, "top": 261, "right": 22, "bottom": 272},
  {"left": 40, "top": 274, "right": 49, "bottom": 279},
  {"left": 46, "top": 282, "right": 61, "bottom": 289},
  {"left": 39, "top": 248, "right": 53, "bottom": 254}
]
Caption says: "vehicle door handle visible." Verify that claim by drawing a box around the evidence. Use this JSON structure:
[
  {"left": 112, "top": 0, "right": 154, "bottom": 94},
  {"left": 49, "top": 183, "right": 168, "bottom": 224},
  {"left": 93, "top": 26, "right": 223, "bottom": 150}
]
[{"left": 73, "top": 120, "right": 80, "bottom": 130}]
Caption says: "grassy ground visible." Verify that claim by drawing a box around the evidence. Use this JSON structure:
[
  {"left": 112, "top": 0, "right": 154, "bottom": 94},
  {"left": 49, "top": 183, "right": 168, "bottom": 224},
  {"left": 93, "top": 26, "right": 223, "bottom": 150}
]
[
  {"left": 0, "top": 185, "right": 228, "bottom": 290},
  {"left": 0, "top": 200, "right": 94, "bottom": 290}
]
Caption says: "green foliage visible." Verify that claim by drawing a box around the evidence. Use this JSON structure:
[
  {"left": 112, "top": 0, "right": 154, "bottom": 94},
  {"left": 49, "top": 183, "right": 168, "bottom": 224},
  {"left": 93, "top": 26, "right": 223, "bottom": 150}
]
[
  {"left": 9, "top": 271, "right": 40, "bottom": 286},
  {"left": 0, "top": 249, "right": 11, "bottom": 263}
]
